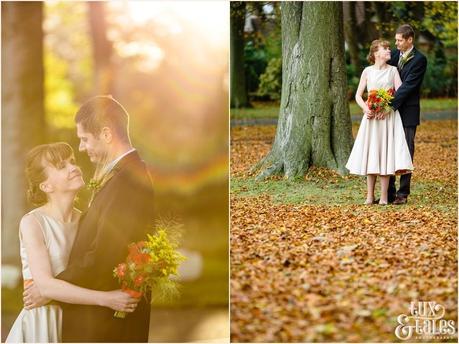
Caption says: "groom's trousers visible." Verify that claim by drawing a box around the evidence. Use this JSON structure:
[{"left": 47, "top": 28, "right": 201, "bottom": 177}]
[{"left": 389, "top": 126, "right": 417, "bottom": 199}]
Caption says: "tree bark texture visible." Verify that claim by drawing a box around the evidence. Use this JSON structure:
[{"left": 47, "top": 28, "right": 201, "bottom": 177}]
[{"left": 255, "top": 1, "right": 353, "bottom": 179}]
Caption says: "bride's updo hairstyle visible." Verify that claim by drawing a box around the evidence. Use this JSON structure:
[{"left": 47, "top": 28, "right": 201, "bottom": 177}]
[
  {"left": 25, "top": 142, "right": 74, "bottom": 206},
  {"left": 367, "top": 39, "right": 390, "bottom": 64}
]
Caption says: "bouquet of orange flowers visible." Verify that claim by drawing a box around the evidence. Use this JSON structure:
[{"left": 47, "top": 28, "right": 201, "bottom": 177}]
[
  {"left": 367, "top": 88, "right": 395, "bottom": 117},
  {"left": 113, "top": 228, "right": 186, "bottom": 318}
]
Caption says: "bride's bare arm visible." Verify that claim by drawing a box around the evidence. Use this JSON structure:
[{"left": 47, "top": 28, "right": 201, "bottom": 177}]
[
  {"left": 355, "top": 68, "right": 371, "bottom": 116},
  {"left": 20, "top": 214, "right": 138, "bottom": 312}
]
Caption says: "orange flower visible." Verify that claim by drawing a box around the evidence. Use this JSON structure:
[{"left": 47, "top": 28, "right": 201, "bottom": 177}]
[
  {"left": 134, "top": 275, "right": 145, "bottom": 287},
  {"left": 115, "top": 263, "right": 127, "bottom": 278},
  {"left": 132, "top": 253, "right": 151, "bottom": 265},
  {"left": 122, "top": 286, "right": 143, "bottom": 298}
]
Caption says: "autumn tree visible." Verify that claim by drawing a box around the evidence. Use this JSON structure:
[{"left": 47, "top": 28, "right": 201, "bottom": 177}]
[
  {"left": 1, "top": 2, "right": 45, "bottom": 263},
  {"left": 254, "top": 2, "right": 353, "bottom": 178},
  {"left": 88, "top": 2, "right": 114, "bottom": 95},
  {"left": 343, "top": 2, "right": 363, "bottom": 76},
  {"left": 230, "top": 1, "right": 250, "bottom": 108}
]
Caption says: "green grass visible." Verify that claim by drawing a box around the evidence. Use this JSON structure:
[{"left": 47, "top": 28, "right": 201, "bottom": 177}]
[
  {"left": 231, "top": 176, "right": 456, "bottom": 212},
  {"left": 231, "top": 98, "right": 457, "bottom": 119},
  {"left": 231, "top": 102, "right": 280, "bottom": 120},
  {"left": 232, "top": 175, "right": 364, "bottom": 205}
]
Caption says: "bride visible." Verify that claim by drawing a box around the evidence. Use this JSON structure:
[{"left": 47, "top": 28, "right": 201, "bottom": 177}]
[
  {"left": 6, "top": 142, "right": 139, "bottom": 343},
  {"left": 346, "top": 39, "right": 413, "bottom": 204}
]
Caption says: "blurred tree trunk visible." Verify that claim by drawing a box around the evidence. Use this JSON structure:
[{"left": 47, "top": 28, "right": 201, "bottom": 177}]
[
  {"left": 1, "top": 2, "right": 45, "bottom": 264},
  {"left": 88, "top": 2, "right": 114, "bottom": 95},
  {"left": 372, "top": 1, "right": 393, "bottom": 38},
  {"left": 254, "top": 2, "right": 353, "bottom": 178},
  {"left": 354, "top": 2, "right": 378, "bottom": 46},
  {"left": 230, "top": 1, "right": 250, "bottom": 108},
  {"left": 343, "top": 2, "right": 362, "bottom": 75}
]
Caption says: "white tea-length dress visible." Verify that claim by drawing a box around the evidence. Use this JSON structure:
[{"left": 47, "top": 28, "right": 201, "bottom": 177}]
[
  {"left": 6, "top": 208, "right": 79, "bottom": 343},
  {"left": 346, "top": 65, "right": 413, "bottom": 175}
]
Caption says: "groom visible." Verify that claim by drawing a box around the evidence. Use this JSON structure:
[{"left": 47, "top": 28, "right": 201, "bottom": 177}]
[
  {"left": 25, "top": 96, "right": 155, "bottom": 342},
  {"left": 387, "top": 24, "right": 427, "bottom": 204}
]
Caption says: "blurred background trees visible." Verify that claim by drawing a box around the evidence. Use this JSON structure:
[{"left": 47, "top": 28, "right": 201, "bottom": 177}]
[
  {"left": 2, "top": 1, "right": 228, "bottom": 341},
  {"left": 230, "top": 1, "right": 457, "bottom": 105},
  {"left": 2, "top": 2, "right": 45, "bottom": 267}
]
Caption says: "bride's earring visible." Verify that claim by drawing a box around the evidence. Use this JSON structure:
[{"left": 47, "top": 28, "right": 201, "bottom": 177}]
[{"left": 39, "top": 182, "right": 52, "bottom": 193}]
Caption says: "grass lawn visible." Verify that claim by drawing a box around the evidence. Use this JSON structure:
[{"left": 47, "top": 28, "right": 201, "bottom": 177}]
[
  {"left": 231, "top": 98, "right": 457, "bottom": 119},
  {"left": 231, "top": 174, "right": 456, "bottom": 213}
]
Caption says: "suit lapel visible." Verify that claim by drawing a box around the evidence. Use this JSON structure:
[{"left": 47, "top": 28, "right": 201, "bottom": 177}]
[
  {"left": 88, "top": 151, "right": 139, "bottom": 207},
  {"left": 398, "top": 47, "right": 417, "bottom": 79}
]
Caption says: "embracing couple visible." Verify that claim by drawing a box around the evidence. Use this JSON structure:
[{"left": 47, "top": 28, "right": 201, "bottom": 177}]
[
  {"left": 6, "top": 96, "right": 155, "bottom": 342},
  {"left": 346, "top": 24, "right": 428, "bottom": 205}
]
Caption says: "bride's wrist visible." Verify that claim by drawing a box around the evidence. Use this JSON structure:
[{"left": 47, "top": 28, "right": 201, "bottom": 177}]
[{"left": 97, "top": 292, "right": 108, "bottom": 307}]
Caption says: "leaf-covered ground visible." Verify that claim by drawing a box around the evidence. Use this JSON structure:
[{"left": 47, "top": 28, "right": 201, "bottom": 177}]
[{"left": 230, "top": 120, "right": 458, "bottom": 342}]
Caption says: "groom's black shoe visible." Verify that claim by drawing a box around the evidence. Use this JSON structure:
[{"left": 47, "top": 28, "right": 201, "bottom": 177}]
[{"left": 393, "top": 196, "right": 407, "bottom": 205}]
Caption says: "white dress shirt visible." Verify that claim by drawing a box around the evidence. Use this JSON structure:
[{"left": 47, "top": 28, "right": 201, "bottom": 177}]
[
  {"left": 101, "top": 148, "right": 136, "bottom": 177},
  {"left": 400, "top": 45, "right": 414, "bottom": 59}
]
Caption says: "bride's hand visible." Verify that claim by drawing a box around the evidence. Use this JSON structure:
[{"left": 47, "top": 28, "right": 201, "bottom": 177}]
[
  {"left": 375, "top": 109, "right": 390, "bottom": 120},
  {"left": 364, "top": 107, "right": 374, "bottom": 119},
  {"left": 102, "top": 289, "right": 140, "bottom": 312},
  {"left": 23, "top": 281, "right": 51, "bottom": 309}
]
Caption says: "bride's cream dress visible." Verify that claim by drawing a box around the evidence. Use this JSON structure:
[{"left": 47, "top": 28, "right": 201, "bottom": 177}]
[
  {"left": 346, "top": 65, "right": 413, "bottom": 175},
  {"left": 6, "top": 209, "right": 79, "bottom": 343}
]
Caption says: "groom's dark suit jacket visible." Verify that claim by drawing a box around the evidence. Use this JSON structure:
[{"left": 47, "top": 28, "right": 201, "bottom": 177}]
[
  {"left": 389, "top": 47, "right": 427, "bottom": 127},
  {"left": 57, "top": 150, "right": 154, "bottom": 342}
]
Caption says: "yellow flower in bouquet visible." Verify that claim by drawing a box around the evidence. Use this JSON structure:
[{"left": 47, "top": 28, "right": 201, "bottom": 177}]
[
  {"left": 367, "top": 88, "right": 395, "bottom": 113},
  {"left": 113, "top": 226, "right": 186, "bottom": 318}
]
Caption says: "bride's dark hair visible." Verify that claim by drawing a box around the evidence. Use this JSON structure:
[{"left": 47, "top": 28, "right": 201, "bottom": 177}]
[
  {"left": 25, "top": 142, "right": 75, "bottom": 206},
  {"left": 367, "top": 39, "right": 390, "bottom": 64}
]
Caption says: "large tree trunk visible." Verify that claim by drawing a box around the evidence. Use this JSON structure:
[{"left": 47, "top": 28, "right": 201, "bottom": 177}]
[
  {"left": 230, "top": 1, "right": 250, "bottom": 108},
  {"left": 88, "top": 2, "right": 114, "bottom": 95},
  {"left": 254, "top": 1, "right": 353, "bottom": 179},
  {"left": 343, "top": 2, "right": 362, "bottom": 75},
  {"left": 1, "top": 2, "right": 45, "bottom": 264}
]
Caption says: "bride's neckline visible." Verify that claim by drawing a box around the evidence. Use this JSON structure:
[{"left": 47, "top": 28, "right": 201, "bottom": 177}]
[
  {"left": 33, "top": 208, "right": 80, "bottom": 225},
  {"left": 372, "top": 64, "right": 390, "bottom": 71}
]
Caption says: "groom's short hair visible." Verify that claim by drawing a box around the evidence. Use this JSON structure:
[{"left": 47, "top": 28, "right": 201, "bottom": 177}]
[
  {"left": 75, "top": 95, "right": 130, "bottom": 142},
  {"left": 396, "top": 24, "right": 415, "bottom": 40}
]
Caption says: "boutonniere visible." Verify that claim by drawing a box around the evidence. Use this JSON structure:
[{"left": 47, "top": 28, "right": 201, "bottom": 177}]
[
  {"left": 88, "top": 166, "right": 120, "bottom": 193},
  {"left": 87, "top": 166, "right": 120, "bottom": 207},
  {"left": 399, "top": 50, "right": 415, "bottom": 69},
  {"left": 88, "top": 178, "right": 102, "bottom": 192}
]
